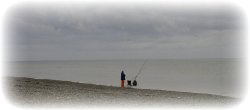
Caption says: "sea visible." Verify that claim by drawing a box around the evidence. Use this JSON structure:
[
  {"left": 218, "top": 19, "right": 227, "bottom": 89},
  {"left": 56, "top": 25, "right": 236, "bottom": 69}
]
[{"left": 6, "top": 59, "right": 244, "bottom": 98}]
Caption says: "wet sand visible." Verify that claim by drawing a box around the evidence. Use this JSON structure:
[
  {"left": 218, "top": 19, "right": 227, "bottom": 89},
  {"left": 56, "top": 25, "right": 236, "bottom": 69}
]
[{"left": 4, "top": 77, "right": 240, "bottom": 108}]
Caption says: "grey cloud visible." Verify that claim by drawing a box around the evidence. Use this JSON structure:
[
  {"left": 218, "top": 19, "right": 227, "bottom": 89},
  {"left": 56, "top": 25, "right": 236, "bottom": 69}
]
[{"left": 7, "top": 4, "right": 242, "bottom": 60}]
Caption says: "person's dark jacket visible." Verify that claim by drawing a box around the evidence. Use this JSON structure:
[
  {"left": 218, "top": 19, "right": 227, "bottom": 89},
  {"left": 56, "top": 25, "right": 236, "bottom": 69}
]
[{"left": 121, "top": 71, "right": 126, "bottom": 80}]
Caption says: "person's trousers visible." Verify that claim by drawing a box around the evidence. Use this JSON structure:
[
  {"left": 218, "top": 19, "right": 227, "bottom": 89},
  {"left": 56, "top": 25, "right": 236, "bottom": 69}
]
[{"left": 121, "top": 80, "right": 125, "bottom": 88}]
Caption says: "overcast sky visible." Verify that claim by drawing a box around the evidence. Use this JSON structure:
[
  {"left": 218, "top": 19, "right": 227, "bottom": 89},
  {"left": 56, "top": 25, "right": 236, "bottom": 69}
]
[{"left": 6, "top": 3, "right": 242, "bottom": 61}]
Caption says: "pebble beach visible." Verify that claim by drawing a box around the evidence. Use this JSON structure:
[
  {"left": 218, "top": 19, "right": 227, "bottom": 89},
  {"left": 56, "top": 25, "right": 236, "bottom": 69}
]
[{"left": 3, "top": 77, "right": 240, "bottom": 108}]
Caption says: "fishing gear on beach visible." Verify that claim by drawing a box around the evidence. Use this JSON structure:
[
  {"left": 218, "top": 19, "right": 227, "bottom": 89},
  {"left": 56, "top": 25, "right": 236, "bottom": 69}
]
[
  {"left": 127, "top": 60, "right": 147, "bottom": 87},
  {"left": 127, "top": 80, "right": 137, "bottom": 87}
]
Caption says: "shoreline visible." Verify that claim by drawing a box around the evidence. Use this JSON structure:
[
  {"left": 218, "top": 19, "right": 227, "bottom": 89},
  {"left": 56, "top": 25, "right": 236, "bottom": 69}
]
[{"left": 3, "top": 76, "right": 240, "bottom": 107}]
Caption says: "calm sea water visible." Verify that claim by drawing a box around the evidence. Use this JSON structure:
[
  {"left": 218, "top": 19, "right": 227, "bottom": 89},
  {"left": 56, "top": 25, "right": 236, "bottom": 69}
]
[{"left": 7, "top": 59, "right": 243, "bottom": 98}]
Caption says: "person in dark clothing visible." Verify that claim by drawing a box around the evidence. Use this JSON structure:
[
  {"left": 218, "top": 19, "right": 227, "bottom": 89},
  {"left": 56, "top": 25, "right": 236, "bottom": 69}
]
[{"left": 121, "top": 70, "right": 126, "bottom": 89}]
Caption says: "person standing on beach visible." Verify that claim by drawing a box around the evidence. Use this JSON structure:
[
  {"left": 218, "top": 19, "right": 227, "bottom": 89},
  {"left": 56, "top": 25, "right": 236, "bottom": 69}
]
[{"left": 121, "top": 70, "right": 126, "bottom": 89}]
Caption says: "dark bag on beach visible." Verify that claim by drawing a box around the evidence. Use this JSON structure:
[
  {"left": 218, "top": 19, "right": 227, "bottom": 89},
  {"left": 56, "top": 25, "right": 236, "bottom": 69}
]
[{"left": 132, "top": 80, "right": 137, "bottom": 86}]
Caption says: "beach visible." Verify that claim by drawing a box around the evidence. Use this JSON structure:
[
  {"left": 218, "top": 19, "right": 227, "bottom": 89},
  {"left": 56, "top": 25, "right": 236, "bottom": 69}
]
[
  {"left": 8, "top": 59, "right": 242, "bottom": 98},
  {"left": 4, "top": 2, "right": 243, "bottom": 109},
  {"left": 4, "top": 77, "right": 239, "bottom": 108}
]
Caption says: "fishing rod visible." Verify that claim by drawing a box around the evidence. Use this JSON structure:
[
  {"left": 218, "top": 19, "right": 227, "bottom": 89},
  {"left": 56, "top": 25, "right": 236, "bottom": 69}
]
[
  {"left": 126, "top": 60, "right": 147, "bottom": 87},
  {"left": 133, "top": 60, "right": 147, "bottom": 81}
]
